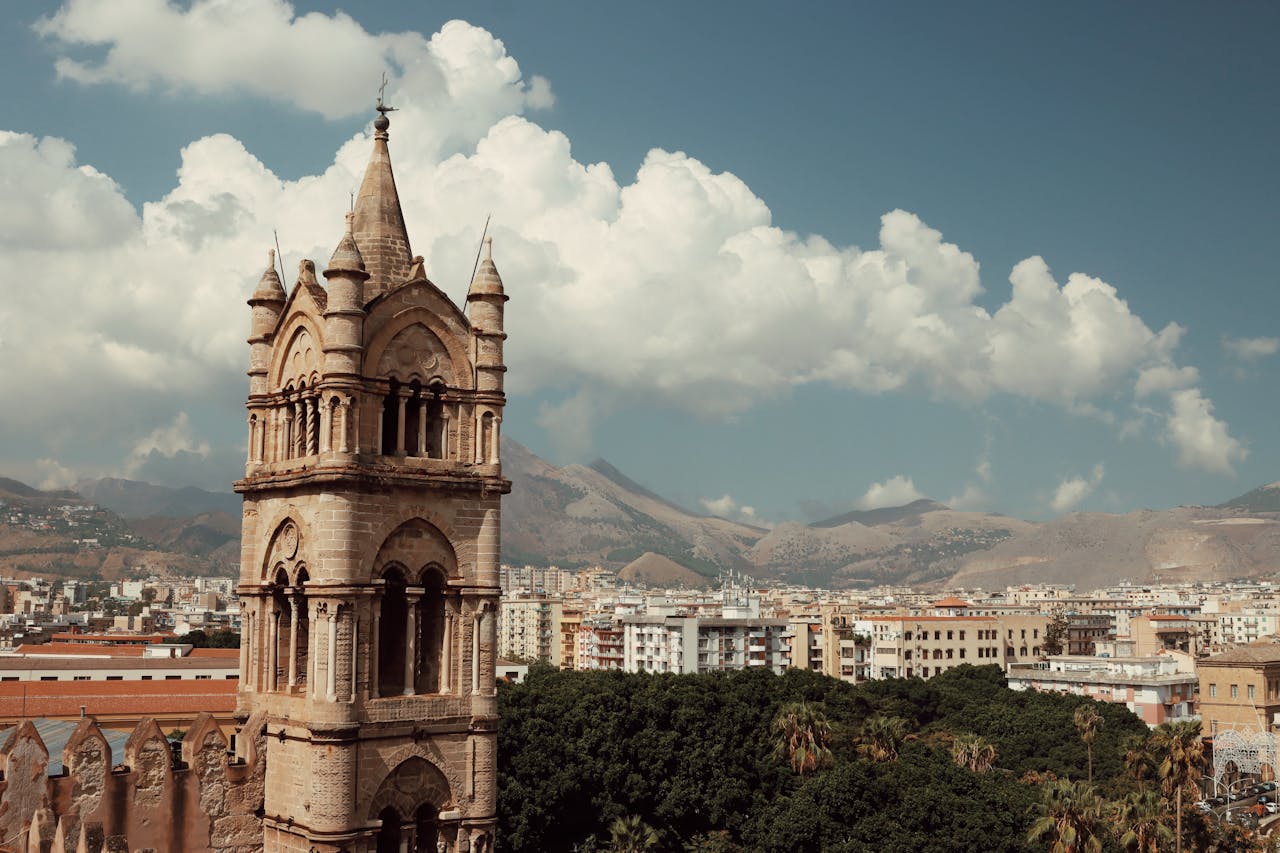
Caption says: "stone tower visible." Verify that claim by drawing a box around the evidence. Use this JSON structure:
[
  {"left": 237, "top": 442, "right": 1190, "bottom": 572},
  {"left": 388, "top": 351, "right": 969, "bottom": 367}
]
[{"left": 235, "top": 104, "right": 508, "bottom": 853}]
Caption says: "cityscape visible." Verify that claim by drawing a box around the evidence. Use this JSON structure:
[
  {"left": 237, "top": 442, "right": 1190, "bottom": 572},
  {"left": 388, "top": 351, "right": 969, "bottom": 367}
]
[{"left": 3, "top": 1, "right": 1278, "bottom": 851}]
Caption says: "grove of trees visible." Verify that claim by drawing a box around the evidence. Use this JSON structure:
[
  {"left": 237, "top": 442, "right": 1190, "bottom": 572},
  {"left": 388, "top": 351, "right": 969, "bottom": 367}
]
[{"left": 498, "top": 664, "right": 1265, "bottom": 852}]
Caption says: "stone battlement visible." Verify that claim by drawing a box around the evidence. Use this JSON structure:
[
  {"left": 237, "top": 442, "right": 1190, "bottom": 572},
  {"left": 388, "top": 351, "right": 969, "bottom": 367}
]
[{"left": 0, "top": 711, "right": 266, "bottom": 853}]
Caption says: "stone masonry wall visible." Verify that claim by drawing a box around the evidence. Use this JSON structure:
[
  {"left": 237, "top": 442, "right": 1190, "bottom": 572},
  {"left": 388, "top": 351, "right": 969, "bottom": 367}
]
[{"left": 0, "top": 712, "right": 267, "bottom": 853}]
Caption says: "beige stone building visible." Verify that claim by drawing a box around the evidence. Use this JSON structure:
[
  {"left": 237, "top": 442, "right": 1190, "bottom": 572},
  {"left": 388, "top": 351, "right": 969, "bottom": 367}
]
[
  {"left": 870, "top": 613, "right": 1051, "bottom": 680},
  {"left": 1199, "top": 643, "right": 1280, "bottom": 740},
  {"left": 235, "top": 102, "right": 507, "bottom": 852}
]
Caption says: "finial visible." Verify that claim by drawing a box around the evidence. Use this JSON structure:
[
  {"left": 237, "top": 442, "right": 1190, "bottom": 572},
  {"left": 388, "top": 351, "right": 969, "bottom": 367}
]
[
  {"left": 267, "top": 248, "right": 275, "bottom": 268},
  {"left": 374, "top": 71, "right": 397, "bottom": 132},
  {"left": 484, "top": 236, "right": 493, "bottom": 260},
  {"left": 344, "top": 210, "right": 355, "bottom": 232}
]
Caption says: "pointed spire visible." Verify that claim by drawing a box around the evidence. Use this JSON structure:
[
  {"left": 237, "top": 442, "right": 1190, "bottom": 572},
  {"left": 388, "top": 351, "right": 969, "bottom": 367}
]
[
  {"left": 468, "top": 236, "right": 505, "bottom": 297},
  {"left": 251, "top": 249, "right": 285, "bottom": 302},
  {"left": 327, "top": 211, "right": 367, "bottom": 275},
  {"left": 352, "top": 104, "right": 411, "bottom": 300}
]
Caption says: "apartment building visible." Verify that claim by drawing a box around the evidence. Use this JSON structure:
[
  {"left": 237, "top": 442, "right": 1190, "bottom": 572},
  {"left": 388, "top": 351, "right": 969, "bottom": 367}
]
[
  {"left": 870, "top": 613, "right": 1051, "bottom": 680},
  {"left": 576, "top": 616, "right": 624, "bottom": 671},
  {"left": 1007, "top": 654, "right": 1197, "bottom": 726},
  {"left": 498, "top": 596, "right": 563, "bottom": 663},
  {"left": 1199, "top": 642, "right": 1280, "bottom": 740},
  {"left": 622, "top": 616, "right": 790, "bottom": 675}
]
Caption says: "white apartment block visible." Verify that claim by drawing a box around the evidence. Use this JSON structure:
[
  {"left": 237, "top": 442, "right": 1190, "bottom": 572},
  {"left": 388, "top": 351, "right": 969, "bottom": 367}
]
[
  {"left": 498, "top": 597, "right": 562, "bottom": 662},
  {"left": 622, "top": 616, "right": 790, "bottom": 675}
]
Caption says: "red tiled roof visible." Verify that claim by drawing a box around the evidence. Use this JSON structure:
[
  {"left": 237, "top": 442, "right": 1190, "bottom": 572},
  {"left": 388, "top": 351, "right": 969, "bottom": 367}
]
[
  {"left": 50, "top": 633, "right": 172, "bottom": 644},
  {"left": 0, "top": 679, "right": 236, "bottom": 719},
  {"left": 15, "top": 643, "right": 149, "bottom": 657},
  {"left": 188, "top": 648, "right": 240, "bottom": 659},
  {"left": 932, "top": 597, "right": 972, "bottom": 608}
]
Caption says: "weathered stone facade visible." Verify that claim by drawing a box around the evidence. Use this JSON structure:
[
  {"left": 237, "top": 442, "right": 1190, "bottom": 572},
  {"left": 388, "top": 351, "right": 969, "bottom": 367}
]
[
  {"left": 236, "top": 103, "right": 507, "bottom": 852},
  {"left": 0, "top": 106, "right": 507, "bottom": 852}
]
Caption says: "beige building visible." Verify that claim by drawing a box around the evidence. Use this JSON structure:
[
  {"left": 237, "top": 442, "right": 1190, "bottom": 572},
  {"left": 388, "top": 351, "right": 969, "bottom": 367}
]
[
  {"left": 234, "top": 102, "right": 507, "bottom": 852},
  {"left": 870, "top": 613, "right": 1051, "bottom": 680},
  {"left": 497, "top": 596, "right": 562, "bottom": 663},
  {"left": 1199, "top": 643, "right": 1280, "bottom": 740},
  {"left": 1008, "top": 653, "right": 1197, "bottom": 726}
]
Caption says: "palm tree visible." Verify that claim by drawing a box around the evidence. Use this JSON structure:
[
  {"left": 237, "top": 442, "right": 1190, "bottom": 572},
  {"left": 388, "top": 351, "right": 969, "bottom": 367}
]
[
  {"left": 1113, "top": 788, "right": 1173, "bottom": 853},
  {"left": 771, "top": 701, "right": 833, "bottom": 777},
  {"left": 856, "top": 714, "right": 909, "bottom": 763},
  {"left": 608, "top": 815, "right": 659, "bottom": 853},
  {"left": 951, "top": 732, "right": 998, "bottom": 774},
  {"left": 1073, "top": 705, "right": 1103, "bottom": 783},
  {"left": 1027, "top": 779, "right": 1106, "bottom": 853},
  {"left": 1122, "top": 734, "right": 1157, "bottom": 788},
  {"left": 1150, "top": 720, "right": 1205, "bottom": 853}
]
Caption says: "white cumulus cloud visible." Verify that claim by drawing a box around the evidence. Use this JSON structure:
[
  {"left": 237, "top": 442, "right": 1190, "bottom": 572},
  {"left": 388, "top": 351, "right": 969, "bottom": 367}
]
[
  {"left": 1223, "top": 336, "right": 1280, "bottom": 362},
  {"left": 1051, "top": 464, "right": 1105, "bottom": 514},
  {"left": 858, "top": 475, "right": 924, "bottom": 510},
  {"left": 699, "top": 494, "right": 764, "bottom": 526},
  {"left": 1, "top": 4, "right": 1248, "bottom": 486}
]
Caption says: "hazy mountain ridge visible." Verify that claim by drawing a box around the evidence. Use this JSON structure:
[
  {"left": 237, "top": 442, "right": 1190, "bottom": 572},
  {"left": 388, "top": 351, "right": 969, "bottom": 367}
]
[{"left": 6, "top": 447, "right": 1280, "bottom": 589}]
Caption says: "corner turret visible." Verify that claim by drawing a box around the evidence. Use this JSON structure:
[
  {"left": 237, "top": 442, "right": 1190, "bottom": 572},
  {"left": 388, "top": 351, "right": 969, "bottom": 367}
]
[
  {"left": 323, "top": 211, "right": 369, "bottom": 378},
  {"left": 247, "top": 251, "right": 286, "bottom": 397},
  {"left": 467, "top": 236, "right": 508, "bottom": 465}
]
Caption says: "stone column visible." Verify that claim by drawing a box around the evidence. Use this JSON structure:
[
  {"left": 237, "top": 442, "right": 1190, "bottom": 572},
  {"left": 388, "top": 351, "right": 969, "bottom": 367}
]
[
  {"left": 418, "top": 400, "right": 428, "bottom": 456},
  {"left": 308, "top": 397, "right": 320, "bottom": 455},
  {"left": 396, "top": 393, "right": 408, "bottom": 455},
  {"left": 370, "top": 598, "right": 381, "bottom": 699},
  {"left": 441, "top": 408, "right": 451, "bottom": 460},
  {"left": 257, "top": 413, "right": 267, "bottom": 462},
  {"left": 320, "top": 400, "right": 331, "bottom": 453},
  {"left": 491, "top": 416, "right": 502, "bottom": 463},
  {"left": 441, "top": 606, "right": 453, "bottom": 695},
  {"left": 287, "top": 596, "right": 300, "bottom": 689},
  {"left": 295, "top": 400, "right": 307, "bottom": 457},
  {"left": 471, "top": 610, "right": 481, "bottom": 695},
  {"left": 282, "top": 407, "right": 294, "bottom": 461},
  {"left": 404, "top": 592, "right": 421, "bottom": 696},
  {"left": 338, "top": 400, "right": 350, "bottom": 453},
  {"left": 375, "top": 405, "right": 385, "bottom": 454},
  {"left": 327, "top": 604, "right": 339, "bottom": 702},
  {"left": 268, "top": 605, "right": 280, "bottom": 691},
  {"left": 240, "top": 607, "right": 252, "bottom": 687},
  {"left": 350, "top": 613, "right": 359, "bottom": 703},
  {"left": 246, "top": 415, "right": 255, "bottom": 464}
]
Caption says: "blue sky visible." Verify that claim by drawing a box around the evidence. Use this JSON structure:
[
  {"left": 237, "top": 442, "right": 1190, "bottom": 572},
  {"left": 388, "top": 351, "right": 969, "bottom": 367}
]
[{"left": 0, "top": 1, "right": 1277, "bottom": 523}]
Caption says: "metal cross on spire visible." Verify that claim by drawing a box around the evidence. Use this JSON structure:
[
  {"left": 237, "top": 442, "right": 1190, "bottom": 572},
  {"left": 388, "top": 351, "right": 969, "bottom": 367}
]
[{"left": 376, "top": 71, "right": 397, "bottom": 116}]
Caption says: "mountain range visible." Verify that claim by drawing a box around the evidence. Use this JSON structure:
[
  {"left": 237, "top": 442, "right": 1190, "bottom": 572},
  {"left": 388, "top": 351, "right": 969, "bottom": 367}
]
[{"left": 4, "top": 441, "right": 1280, "bottom": 589}]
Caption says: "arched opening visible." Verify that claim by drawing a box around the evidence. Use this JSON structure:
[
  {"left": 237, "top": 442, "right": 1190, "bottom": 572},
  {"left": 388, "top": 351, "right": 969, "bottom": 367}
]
[
  {"left": 425, "top": 384, "right": 446, "bottom": 459},
  {"left": 272, "top": 568, "right": 290, "bottom": 692},
  {"left": 416, "top": 567, "right": 446, "bottom": 693},
  {"left": 414, "top": 803, "right": 438, "bottom": 852},
  {"left": 405, "top": 380, "right": 422, "bottom": 456},
  {"left": 294, "top": 567, "right": 310, "bottom": 690},
  {"left": 479, "top": 411, "right": 495, "bottom": 463},
  {"left": 381, "top": 379, "right": 401, "bottom": 455},
  {"left": 376, "top": 806, "right": 402, "bottom": 853},
  {"left": 379, "top": 567, "right": 408, "bottom": 696},
  {"left": 328, "top": 396, "right": 341, "bottom": 451}
]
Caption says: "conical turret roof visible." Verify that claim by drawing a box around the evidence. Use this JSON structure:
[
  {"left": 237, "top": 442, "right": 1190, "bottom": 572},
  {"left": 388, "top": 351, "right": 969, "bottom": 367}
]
[
  {"left": 468, "top": 237, "right": 506, "bottom": 298},
  {"left": 327, "top": 211, "right": 367, "bottom": 275},
  {"left": 251, "top": 251, "right": 286, "bottom": 303},
  {"left": 352, "top": 110, "right": 412, "bottom": 300}
]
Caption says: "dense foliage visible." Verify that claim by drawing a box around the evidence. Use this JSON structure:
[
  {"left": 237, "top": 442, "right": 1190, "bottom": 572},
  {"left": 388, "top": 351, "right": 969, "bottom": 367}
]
[{"left": 499, "top": 665, "right": 1274, "bottom": 852}]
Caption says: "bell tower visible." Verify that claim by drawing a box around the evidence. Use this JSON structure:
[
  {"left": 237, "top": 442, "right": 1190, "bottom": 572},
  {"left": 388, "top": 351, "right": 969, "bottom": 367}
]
[{"left": 235, "top": 102, "right": 507, "bottom": 853}]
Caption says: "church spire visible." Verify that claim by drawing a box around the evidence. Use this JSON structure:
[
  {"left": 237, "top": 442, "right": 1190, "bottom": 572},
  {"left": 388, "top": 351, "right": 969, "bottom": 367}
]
[{"left": 352, "top": 93, "right": 412, "bottom": 302}]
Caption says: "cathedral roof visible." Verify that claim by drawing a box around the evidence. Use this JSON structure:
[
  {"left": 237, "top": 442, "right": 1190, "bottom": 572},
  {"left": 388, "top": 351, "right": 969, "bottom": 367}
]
[{"left": 352, "top": 110, "right": 412, "bottom": 301}]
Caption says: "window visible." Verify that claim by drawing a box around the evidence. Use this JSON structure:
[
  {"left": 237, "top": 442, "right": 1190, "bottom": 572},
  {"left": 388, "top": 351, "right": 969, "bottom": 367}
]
[
  {"left": 1034, "top": 629, "right": 1040, "bottom": 639},
  {"left": 959, "top": 630, "right": 966, "bottom": 640},
  {"left": 959, "top": 649, "right": 966, "bottom": 659},
  {"left": 0, "top": 677, "right": 16, "bottom": 682},
  {"left": 904, "top": 650, "right": 912, "bottom": 661},
  {"left": 1231, "top": 684, "right": 1239, "bottom": 698},
  {"left": 1249, "top": 685, "right": 1256, "bottom": 700},
  {"left": 141, "top": 675, "right": 153, "bottom": 681},
  {"left": 106, "top": 675, "right": 122, "bottom": 681},
  {"left": 73, "top": 675, "right": 90, "bottom": 681},
  {"left": 196, "top": 674, "right": 211, "bottom": 680},
  {"left": 1021, "top": 629, "right": 1026, "bottom": 639},
  {"left": 947, "top": 630, "right": 954, "bottom": 640},
  {"left": 946, "top": 649, "right": 954, "bottom": 659},
  {"left": 166, "top": 675, "right": 182, "bottom": 681},
  {"left": 934, "top": 631, "right": 941, "bottom": 641},
  {"left": 225, "top": 674, "right": 240, "bottom": 680},
  {"left": 904, "top": 631, "right": 913, "bottom": 641},
  {"left": 40, "top": 676, "right": 57, "bottom": 681},
  {"left": 1008, "top": 630, "right": 1013, "bottom": 640}
]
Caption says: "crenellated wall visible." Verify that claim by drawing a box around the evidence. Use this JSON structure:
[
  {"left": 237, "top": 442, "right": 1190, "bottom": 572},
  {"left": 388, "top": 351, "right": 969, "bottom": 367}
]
[{"left": 0, "top": 712, "right": 267, "bottom": 853}]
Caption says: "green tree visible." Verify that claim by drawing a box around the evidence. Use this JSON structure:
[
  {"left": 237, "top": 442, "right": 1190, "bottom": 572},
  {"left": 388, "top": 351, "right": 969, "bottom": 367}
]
[
  {"left": 1073, "top": 705, "right": 1103, "bottom": 783},
  {"left": 1113, "top": 788, "right": 1173, "bottom": 853},
  {"left": 1122, "top": 734, "right": 1158, "bottom": 788},
  {"left": 856, "top": 714, "right": 909, "bottom": 763},
  {"left": 771, "top": 701, "right": 833, "bottom": 777},
  {"left": 1043, "top": 615, "right": 1069, "bottom": 656},
  {"left": 950, "top": 732, "right": 998, "bottom": 774},
  {"left": 1027, "top": 779, "right": 1105, "bottom": 853},
  {"left": 1150, "top": 720, "right": 1205, "bottom": 853},
  {"left": 608, "top": 815, "right": 658, "bottom": 853}
]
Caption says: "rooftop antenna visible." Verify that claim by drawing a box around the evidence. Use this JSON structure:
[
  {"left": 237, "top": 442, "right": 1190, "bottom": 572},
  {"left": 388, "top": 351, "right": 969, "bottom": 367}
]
[{"left": 273, "top": 230, "right": 286, "bottom": 285}]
